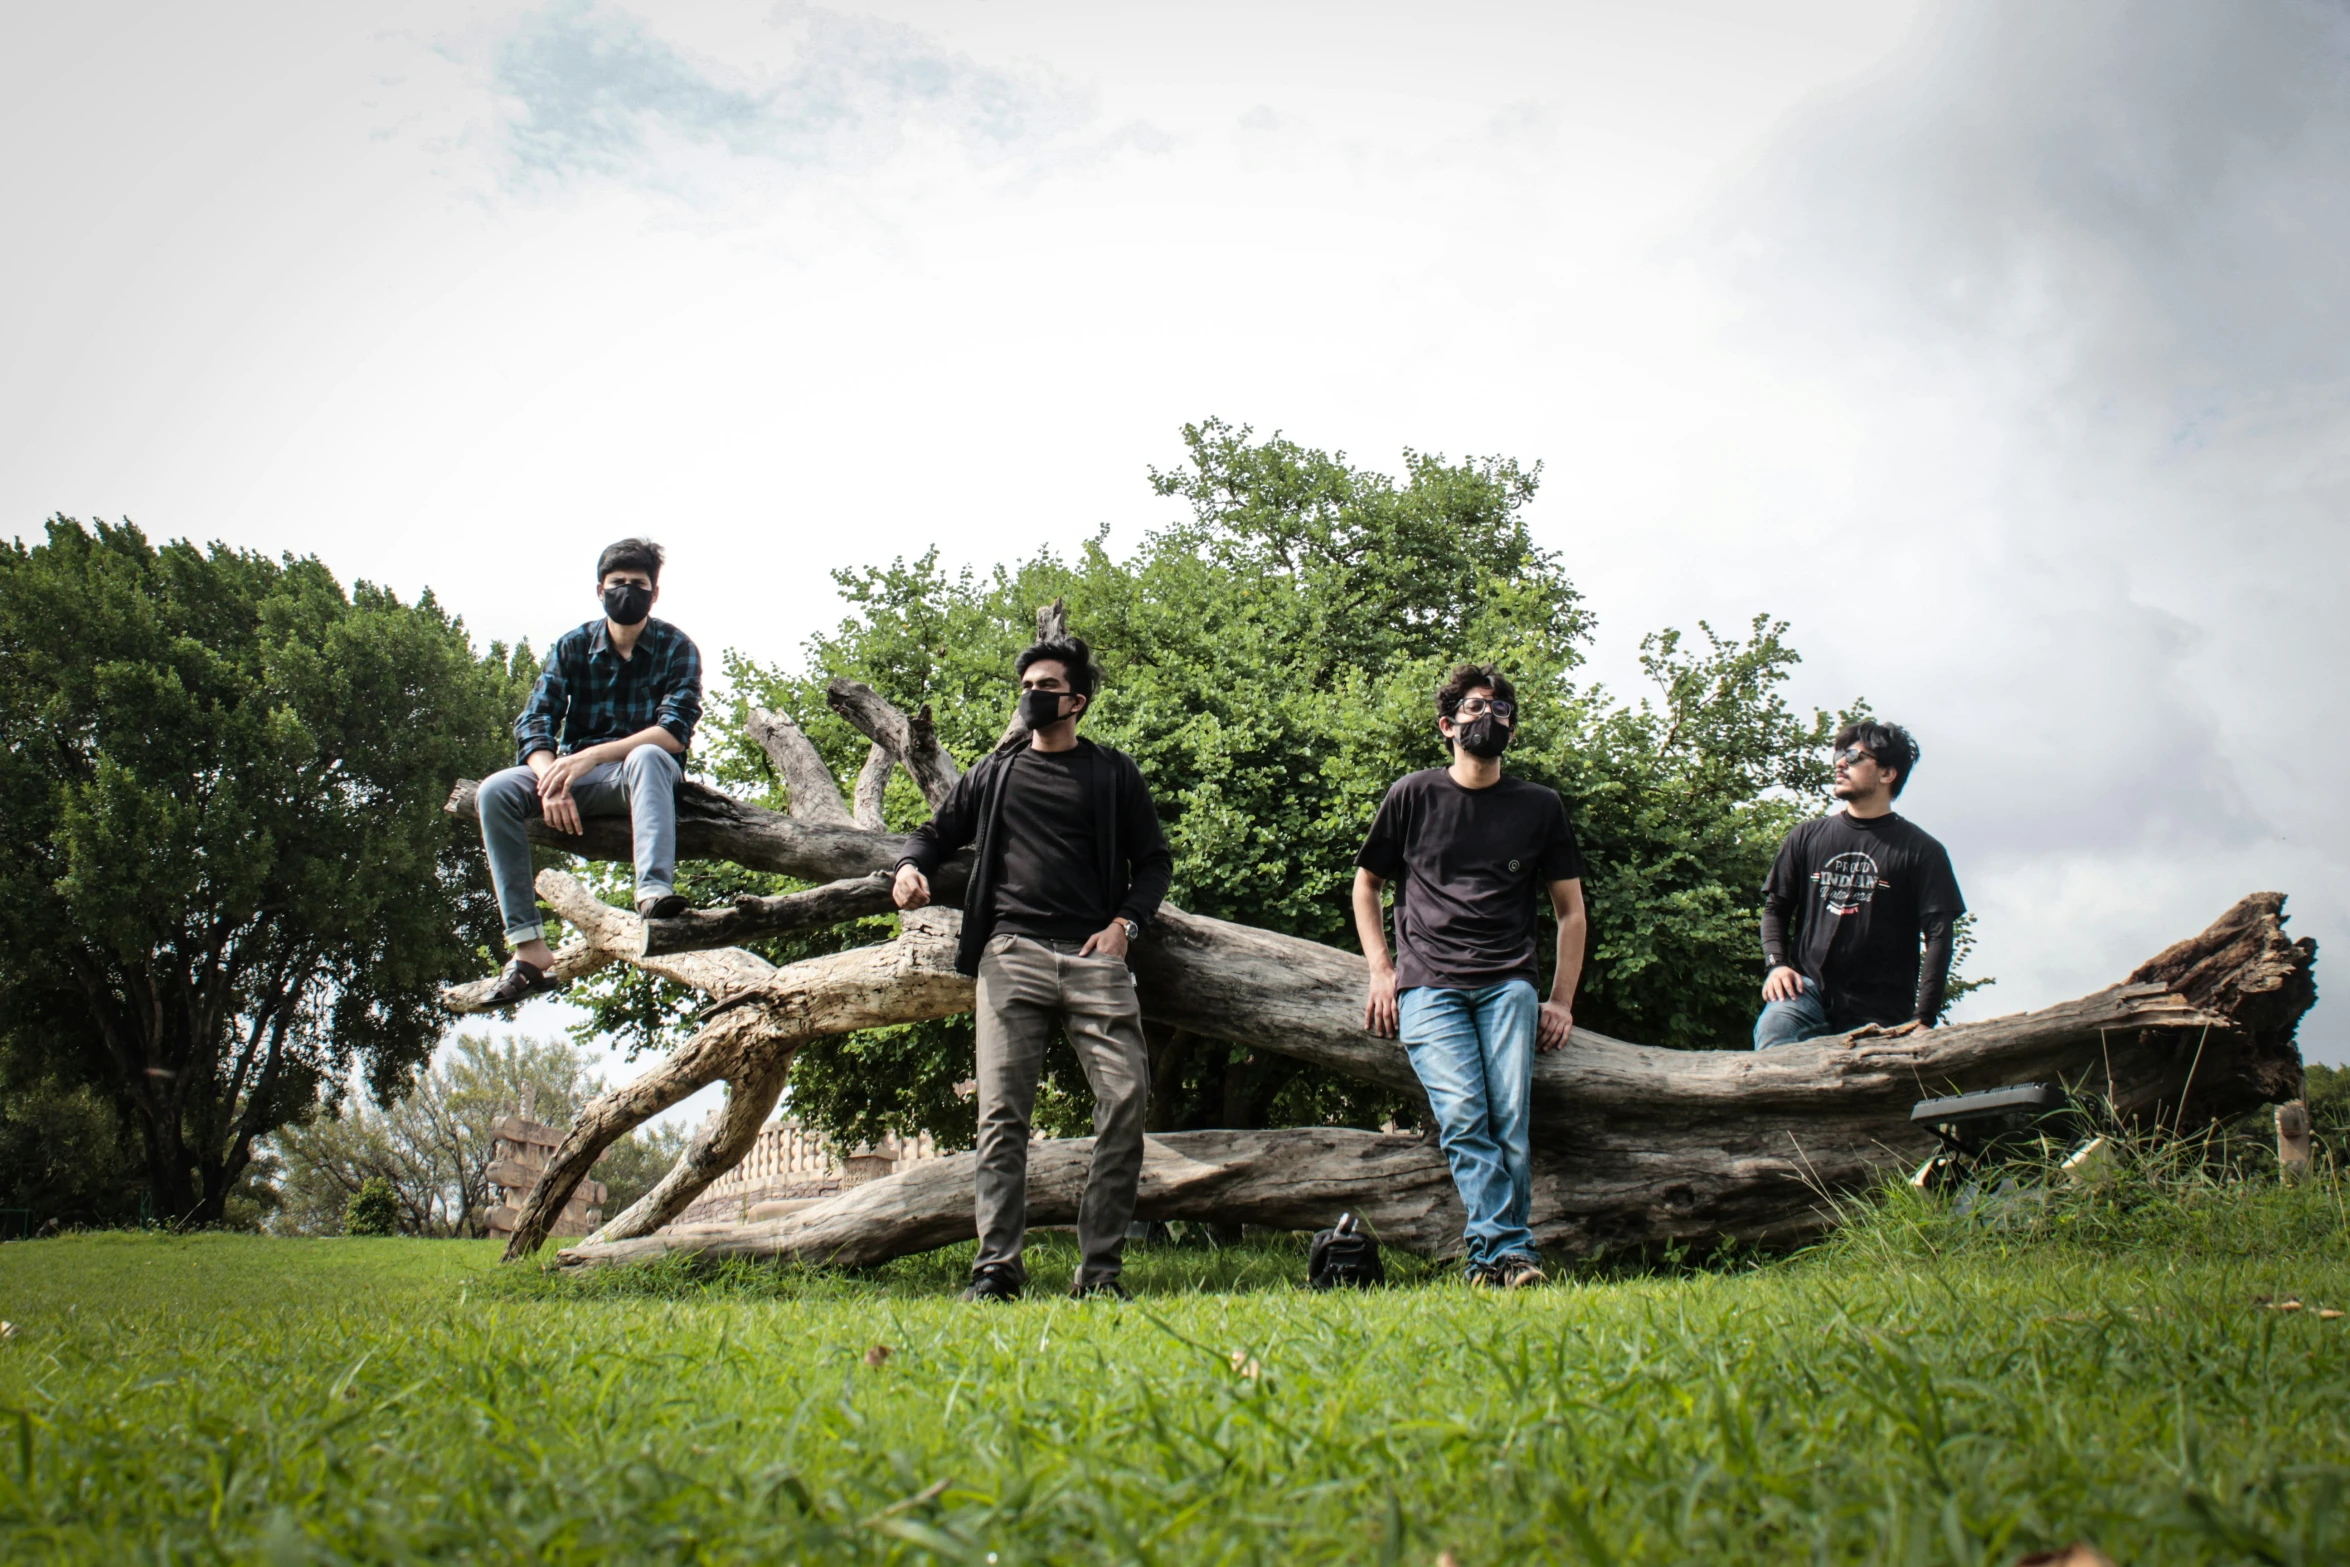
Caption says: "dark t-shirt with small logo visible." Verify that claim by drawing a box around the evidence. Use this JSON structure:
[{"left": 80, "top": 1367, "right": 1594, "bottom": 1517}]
[
  {"left": 1761, "top": 811, "right": 1964, "bottom": 1026},
  {"left": 1356, "top": 769, "right": 1586, "bottom": 993}
]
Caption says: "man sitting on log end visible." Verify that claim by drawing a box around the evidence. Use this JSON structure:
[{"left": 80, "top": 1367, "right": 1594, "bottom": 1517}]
[
  {"left": 1352, "top": 663, "right": 1588, "bottom": 1290},
  {"left": 892, "top": 635, "right": 1173, "bottom": 1304},
  {"left": 471, "top": 537, "right": 703, "bottom": 1007},
  {"left": 1753, "top": 720, "right": 1964, "bottom": 1048}
]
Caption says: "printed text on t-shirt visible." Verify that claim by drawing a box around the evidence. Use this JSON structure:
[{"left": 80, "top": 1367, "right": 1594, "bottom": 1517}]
[{"left": 1812, "top": 851, "right": 1891, "bottom": 917}]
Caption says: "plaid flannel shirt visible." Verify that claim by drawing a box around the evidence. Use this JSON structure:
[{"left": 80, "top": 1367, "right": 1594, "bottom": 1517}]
[{"left": 513, "top": 617, "right": 703, "bottom": 767}]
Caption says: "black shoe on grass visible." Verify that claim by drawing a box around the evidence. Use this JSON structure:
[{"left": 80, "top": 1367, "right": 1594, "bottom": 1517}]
[
  {"left": 1488, "top": 1254, "right": 1548, "bottom": 1289},
  {"left": 1069, "top": 1278, "right": 1132, "bottom": 1302},
  {"left": 961, "top": 1264, "right": 1023, "bottom": 1303},
  {"left": 636, "top": 893, "right": 689, "bottom": 920}
]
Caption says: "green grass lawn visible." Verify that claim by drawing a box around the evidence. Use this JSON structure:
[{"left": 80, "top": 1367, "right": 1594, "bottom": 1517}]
[{"left": 3, "top": 1179, "right": 2348, "bottom": 1565}]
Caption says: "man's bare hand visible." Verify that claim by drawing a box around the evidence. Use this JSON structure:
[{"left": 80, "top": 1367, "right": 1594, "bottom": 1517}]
[
  {"left": 540, "top": 778, "right": 584, "bottom": 836},
  {"left": 1363, "top": 967, "right": 1400, "bottom": 1038},
  {"left": 1886, "top": 1019, "right": 1930, "bottom": 1037},
  {"left": 1537, "top": 1000, "right": 1575, "bottom": 1051},
  {"left": 891, "top": 865, "right": 931, "bottom": 910},
  {"left": 1078, "top": 922, "right": 1130, "bottom": 960},
  {"left": 1762, "top": 965, "right": 1807, "bottom": 1003},
  {"left": 538, "top": 751, "right": 598, "bottom": 797}
]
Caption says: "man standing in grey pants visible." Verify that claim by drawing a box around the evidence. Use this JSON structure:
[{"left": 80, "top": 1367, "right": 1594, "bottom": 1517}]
[
  {"left": 470, "top": 538, "right": 703, "bottom": 1008},
  {"left": 892, "top": 635, "right": 1172, "bottom": 1302}
]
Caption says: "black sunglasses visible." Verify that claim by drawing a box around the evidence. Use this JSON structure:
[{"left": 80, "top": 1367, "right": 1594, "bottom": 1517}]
[{"left": 1833, "top": 745, "right": 1879, "bottom": 768}]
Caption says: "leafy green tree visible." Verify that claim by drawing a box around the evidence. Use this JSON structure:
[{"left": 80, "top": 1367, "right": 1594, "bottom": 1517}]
[
  {"left": 273, "top": 1032, "right": 685, "bottom": 1235},
  {"left": 0, "top": 1074, "right": 145, "bottom": 1230},
  {"left": 342, "top": 1177, "right": 399, "bottom": 1237},
  {"left": 575, "top": 421, "right": 1917, "bottom": 1150},
  {"left": 0, "top": 519, "right": 531, "bottom": 1225}
]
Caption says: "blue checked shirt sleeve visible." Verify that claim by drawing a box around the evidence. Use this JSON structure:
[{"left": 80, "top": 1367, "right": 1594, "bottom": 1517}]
[
  {"left": 513, "top": 641, "right": 570, "bottom": 767},
  {"left": 653, "top": 631, "right": 703, "bottom": 751}
]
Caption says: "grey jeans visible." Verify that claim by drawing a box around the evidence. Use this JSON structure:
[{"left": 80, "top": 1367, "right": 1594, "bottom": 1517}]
[
  {"left": 477, "top": 744, "right": 680, "bottom": 944},
  {"left": 973, "top": 933, "right": 1150, "bottom": 1286}
]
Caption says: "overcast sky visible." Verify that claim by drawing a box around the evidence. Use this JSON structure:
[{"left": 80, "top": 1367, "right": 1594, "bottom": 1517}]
[{"left": 6, "top": 0, "right": 2345, "bottom": 1093}]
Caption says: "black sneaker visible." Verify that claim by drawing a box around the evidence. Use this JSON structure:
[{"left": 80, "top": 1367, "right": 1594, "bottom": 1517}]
[
  {"left": 1069, "top": 1278, "right": 1132, "bottom": 1302},
  {"left": 636, "top": 893, "right": 689, "bottom": 920},
  {"left": 482, "top": 956, "right": 563, "bottom": 1008},
  {"left": 960, "top": 1264, "right": 1023, "bottom": 1303},
  {"left": 1487, "top": 1254, "right": 1549, "bottom": 1290}
]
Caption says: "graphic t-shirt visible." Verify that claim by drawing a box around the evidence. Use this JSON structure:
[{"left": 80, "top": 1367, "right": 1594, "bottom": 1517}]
[
  {"left": 1356, "top": 769, "right": 1587, "bottom": 992},
  {"left": 991, "top": 747, "right": 1108, "bottom": 942},
  {"left": 1761, "top": 811, "right": 1964, "bottom": 1025}
]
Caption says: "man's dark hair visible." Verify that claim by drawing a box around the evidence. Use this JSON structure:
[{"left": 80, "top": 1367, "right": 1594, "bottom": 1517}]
[
  {"left": 1435, "top": 662, "right": 1517, "bottom": 720},
  {"left": 1836, "top": 719, "right": 1921, "bottom": 798},
  {"left": 596, "top": 538, "right": 664, "bottom": 585},
  {"left": 1015, "top": 636, "right": 1100, "bottom": 699}
]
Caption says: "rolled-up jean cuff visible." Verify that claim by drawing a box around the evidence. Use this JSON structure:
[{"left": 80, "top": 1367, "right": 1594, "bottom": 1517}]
[
  {"left": 635, "top": 882, "right": 674, "bottom": 901},
  {"left": 504, "top": 921, "right": 546, "bottom": 945}
]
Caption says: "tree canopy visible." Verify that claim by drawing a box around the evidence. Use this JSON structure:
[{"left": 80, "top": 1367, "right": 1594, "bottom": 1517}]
[
  {"left": 0, "top": 519, "right": 529, "bottom": 1224},
  {"left": 573, "top": 420, "right": 1871, "bottom": 1151}
]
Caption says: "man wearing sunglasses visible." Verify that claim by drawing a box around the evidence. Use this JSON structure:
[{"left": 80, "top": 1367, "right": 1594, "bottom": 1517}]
[
  {"left": 1352, "top": 664, "right": 1587, "bottom": 1289},
  {"left": 1753, "top": 720, "right": 1964, "bottom": 1048}
]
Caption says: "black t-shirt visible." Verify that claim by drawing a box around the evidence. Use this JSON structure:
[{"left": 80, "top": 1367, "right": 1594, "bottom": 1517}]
[
  {"left": 992, "top": 747, "right": 1108, "bottom": 941},
  {"left": 1356, "top": 769, "right": 1586, "bottom": 992},
  {"left": 1761, "top": 811, "right": 1964, "bottom": 1025}
]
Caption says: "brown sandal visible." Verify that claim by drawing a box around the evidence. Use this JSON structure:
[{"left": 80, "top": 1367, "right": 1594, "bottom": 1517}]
[{"left": 482, "top": 956, "right": 563, "bottom": 1007}]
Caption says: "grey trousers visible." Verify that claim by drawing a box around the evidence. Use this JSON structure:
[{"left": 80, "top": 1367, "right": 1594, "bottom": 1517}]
[
  {"left": 477, "top": 745, "right": 680, "bottom": 944},
  {"left": 973, "top": 933, "right": 1150, "bottom": 1286}
]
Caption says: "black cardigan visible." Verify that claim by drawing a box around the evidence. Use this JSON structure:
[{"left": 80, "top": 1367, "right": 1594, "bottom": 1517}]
[{"left": 896, "top": 738, "right": 1173, "bottom": 976}]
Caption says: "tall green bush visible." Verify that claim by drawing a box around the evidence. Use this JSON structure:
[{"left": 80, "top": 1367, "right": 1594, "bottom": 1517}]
[{"left": 341, "top": 1177, "right": 400, "bottom": 1237}]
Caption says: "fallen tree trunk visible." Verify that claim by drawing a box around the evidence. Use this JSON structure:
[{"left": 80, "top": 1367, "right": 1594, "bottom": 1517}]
[
  {"left": 567, "top": 1128, "right": 1466, "bottom": 1269},
  {"left": 550, "top": 892, "right": 2310, "bottom": 1269}
]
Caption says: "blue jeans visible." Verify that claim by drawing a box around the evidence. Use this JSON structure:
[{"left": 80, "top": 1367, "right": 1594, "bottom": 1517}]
[
  {"left": 1752, "top": 987, "right": 1834, "bottom": 1049},
  {"left": 477, "top": 745, "right": 680, "bottom": 944},
  {"left": 1399, "top": 980, "right": 1538, "bottom": 1269}
]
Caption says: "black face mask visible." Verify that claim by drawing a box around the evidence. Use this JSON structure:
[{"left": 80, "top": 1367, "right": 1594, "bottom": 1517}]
[
  {"left": 1455, "top": 715, "right": 1511, "bottom": 758},
  {"left": 1019, "top": 689, "right": 1075, "bottom": 731},
  {"left": 602, "top": 583, "right": 653, "bottom": 627}
]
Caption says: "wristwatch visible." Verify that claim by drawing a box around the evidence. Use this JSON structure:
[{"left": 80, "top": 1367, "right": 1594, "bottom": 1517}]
[{"left": 1117, "top": 917, "right": 1141, "bottom": 943}]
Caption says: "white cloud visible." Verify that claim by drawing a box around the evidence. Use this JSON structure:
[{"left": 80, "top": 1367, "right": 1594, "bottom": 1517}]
[{"left": 487, "top": 0, "right": 1108, "bottom": 198}]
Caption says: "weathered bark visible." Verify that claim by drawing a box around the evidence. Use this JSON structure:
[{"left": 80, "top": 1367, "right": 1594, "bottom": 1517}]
[
  {"left": 499, "top": 910, "right": 971, "bottom": 1259},
  {"left": 637, "top": 873, "right": 901, "bottom": 959},
  {"left": 826, "top": 679, "right": 961, "bottom": 809},
  {"left": 445, "top": 775, "right": 915, "bottom": 883},
  {"left": 746, "top": 707, "right": 854, "bottom": 827},
  {"left": 587, "top": 1052, "right": 795, "bottom": 1243},
  {"left": 535, "top": 870, "right": 778, "bottom": 997},
  {"left": 851, "top": 742, "right": 893, "bottom": 830},
  {"left": 566, "top": 1128, "right": 1467, "bottom": 1270}
]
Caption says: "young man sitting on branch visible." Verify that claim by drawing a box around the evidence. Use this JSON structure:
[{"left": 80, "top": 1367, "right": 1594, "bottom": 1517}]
[
  {"left": 472, "top": 538, "right": 703, "bottom": 1007},
  {"left": 892, "top": 636, "right": 1173, "bottom": 1303},
  {"left": 1353, "top": 664, "right": 1588, "bottom": 1290},
  {"left": 1752, "top": 720, "right": 1964, "bottom": 1048}
]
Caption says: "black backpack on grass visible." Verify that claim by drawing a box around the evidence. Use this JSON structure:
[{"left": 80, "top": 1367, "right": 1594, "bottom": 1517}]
[{"left": 1307, "top": 1213, "right": 1384, "bottom": 1290}]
